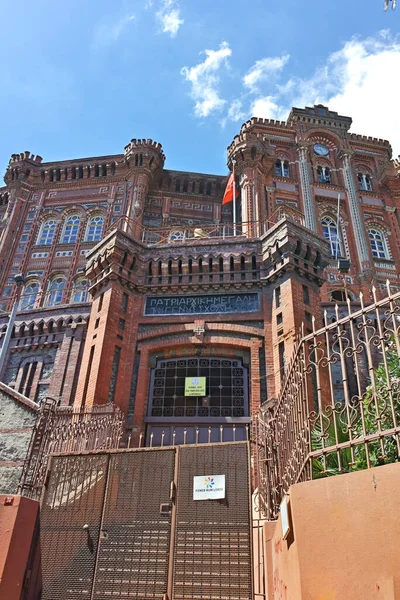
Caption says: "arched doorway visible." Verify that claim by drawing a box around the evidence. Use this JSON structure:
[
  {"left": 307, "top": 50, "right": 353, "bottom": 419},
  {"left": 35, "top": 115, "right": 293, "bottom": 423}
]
[{"left": 145, "top": 356, "right": 250, "bottom": 445}]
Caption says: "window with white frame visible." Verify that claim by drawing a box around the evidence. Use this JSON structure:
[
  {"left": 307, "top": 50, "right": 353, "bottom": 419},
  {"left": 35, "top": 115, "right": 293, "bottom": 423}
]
[
  {"left": 61, "top": 215, "right": 80, "bottom": 244},
  {"left": 37, "top": 220, "right": 57, "bottom": 245},
  {"left": 368, "top": 228, "right": 389, "bottom": 259},
  {"left": 317, "top": 166, "right": 331, "bottom": 184},
  {"left": 46, "top": 276, "right": 66, "bottom": 307},
  {"left": 275, "top": 160, "right": 290, "bottom": 178},
  {"left": 322, "top": 216, "right": 342, "bottom": 258},
  {"left": 358, "top": 173, "right": 372, "bottom": 192},
  {"left": 20, "top": 281, "right": 40, "bottom": 311},
  {"left": 71, "top": 278, "right": 88, "bottom": 303},
  {"left": 85, "top": 216, "right": 104, "bottom": 242}
]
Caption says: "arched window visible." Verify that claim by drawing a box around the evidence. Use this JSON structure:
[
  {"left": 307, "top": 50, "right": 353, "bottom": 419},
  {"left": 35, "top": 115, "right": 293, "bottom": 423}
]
[
  {"left": 358, "top": 173, "right": 372, "bottom": 192},
  {"left": 368, "top": 228, "right": 389, "bottom": 259},
  {"left": 37, "top": 220, "right": 57, "bottom": 245},
  {"left": 317, "top": 165, "right": 331, "bottom": 184},
  {"left": 322, "top": 216, "right": 342, "bottom": 258},
  {"left": 46, "top": 276, "right": 66, "bottom": 307},
  {"left": 85, "top": 216, "right": 104, "bottom": 242},
  {"left": 331, "top": 290, "right": 347, "bottom": 302},
  {"left": 72, "top": 278, "right": 88, "bottom": 303},
  {"left": 275, "top": 160, "right": 289, "bottom": 177},
  {"left": 61, "top": 215, "right": 80, "bottom": 244},
  {"left": 21, "top": 281, "right": 40, "bottom": 311}
]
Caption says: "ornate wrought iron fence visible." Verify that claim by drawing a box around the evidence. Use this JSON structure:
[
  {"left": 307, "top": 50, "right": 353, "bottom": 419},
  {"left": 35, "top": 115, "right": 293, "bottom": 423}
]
[
  {"left": 18, "top": 399, "right": 123, "bottom": 499},
  {"left": 106, "top": 208, "right": 304, "bottom": 246},
  {"left": 256, "top": 282, "right": 400, "bottom": 520}
]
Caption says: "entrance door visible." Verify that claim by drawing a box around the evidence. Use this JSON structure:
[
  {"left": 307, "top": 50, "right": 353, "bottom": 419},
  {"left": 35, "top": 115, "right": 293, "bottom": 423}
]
[
  {"left": 92, "top": 450, "right": 175, "bottom": 598},
  {"left": 146, "top": 356, "right": 250, "bottom": 446}
]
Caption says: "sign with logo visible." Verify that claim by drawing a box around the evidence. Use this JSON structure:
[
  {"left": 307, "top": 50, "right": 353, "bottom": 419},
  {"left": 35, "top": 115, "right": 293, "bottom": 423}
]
[
  {"left": 193, "top": 475, "right": 226, "bottom": 500},
  {"left": 185, "top": 376, "right": 206, "bottom": 396},
  {"left": 144, "top": 293, "right": 260, "bottom": 316}
]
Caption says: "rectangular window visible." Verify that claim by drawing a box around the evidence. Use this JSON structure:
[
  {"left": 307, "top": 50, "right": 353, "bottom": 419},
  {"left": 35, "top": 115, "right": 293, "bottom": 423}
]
[
  {"left": 82, "top": 345, "right": 95, "bottom": 408},
  {"left": 27, "top": 212, "right": 35, "bottom": 220},
  {"left": 305, "top": 311, "right": 312, "bottom": 323},
  {"left": 122, "top": 293, "right": 129, "bottom": 313},
  {"left": 279, "top": 342, "right": 286, "bottom": 381},
  {"left": 303, "top": 285, "right": 310, "bottom": 305},
  {"left": 276, "top": 313, "right": 283, "bottom": 326},
  {"left": 275, "top": 286, "right": 281, "bottom": 308},
  {"left": 20, "top": 234, "right": 29, "bottom": 242},
  {"left": 24, "top": 224, "right": 32, "bottom": 232},
  {"left": 118, "top": 318, "right": 125, "bottom": 331},
  {"left": 94, "top": 318, "right": 100, "bottom": 329},
  {"left": 108, "top": 346, "right": 121, "bottom": 403},
  {"left": 98, "top": 293, "right": 104, "bottom": 312}
]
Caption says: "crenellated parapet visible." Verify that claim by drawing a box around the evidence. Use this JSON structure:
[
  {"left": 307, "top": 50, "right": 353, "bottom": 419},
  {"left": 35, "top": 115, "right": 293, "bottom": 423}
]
[
  {"left": 9, "top": 152, "right": 43, "bottom": 165},
  {"left": 348, "top": 132, "right": 392, "bottom": 148},
  {"left": 124, "top": 138, "right": 165, "bottom": 171},
  {"left": 4, "top": 152, "right": 43, "bottom": 185},
  {"left": 227, "top": 120, "right": 289, "bottom": 165}
]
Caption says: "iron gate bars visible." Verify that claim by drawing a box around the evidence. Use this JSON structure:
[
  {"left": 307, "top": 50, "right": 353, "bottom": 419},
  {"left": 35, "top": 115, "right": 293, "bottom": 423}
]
[{"left": 256, "top": 283, "right": 400, "bottom": 520}]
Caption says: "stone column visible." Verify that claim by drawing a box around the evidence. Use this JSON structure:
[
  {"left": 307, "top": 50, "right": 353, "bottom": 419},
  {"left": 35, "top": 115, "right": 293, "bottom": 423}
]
[
  {"left": 341, "top": 152, "right": 370, "bottom": 269},
  {"left": 240, "top": 172, "right": 256, "bottom": 237},
  {"left": 297, "top": 145, "right": 317, "bottom": 232}
]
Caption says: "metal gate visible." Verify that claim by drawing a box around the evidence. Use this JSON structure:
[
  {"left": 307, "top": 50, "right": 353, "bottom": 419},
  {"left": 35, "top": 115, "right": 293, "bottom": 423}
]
[{"left": 40, "top": 443, "right": 252, "bottom": 600}]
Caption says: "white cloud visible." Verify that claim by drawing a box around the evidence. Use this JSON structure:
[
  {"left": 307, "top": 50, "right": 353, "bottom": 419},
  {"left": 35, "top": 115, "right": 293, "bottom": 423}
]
[
  {"left": 221, "top": 100, "right": 246, "bottom": 128},
  {"left": 227, "top": 99, "right": 246, "bottom": 122},
  {"left": 181, "top": 41, "right": 232, "bottom": 118},
  {"left": 250, "top": 96, "right": 286, "bottom": 121},
  {"left": 93, "top": 14, "right": 135, "bottom": 47},
  {"left": 250, "top": 32, "right": 400, "bottom": 155},
  {"left": 243, "top": 54, "right": 290, "bottom": 92},
  {"left": 156, "top": 0, "right": 184, "bottom": 37}
]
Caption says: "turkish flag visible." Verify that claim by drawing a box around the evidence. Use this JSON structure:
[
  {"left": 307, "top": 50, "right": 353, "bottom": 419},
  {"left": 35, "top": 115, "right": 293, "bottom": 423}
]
[{"left": 222, "top": 171, "right": 239, "bottom": 205}]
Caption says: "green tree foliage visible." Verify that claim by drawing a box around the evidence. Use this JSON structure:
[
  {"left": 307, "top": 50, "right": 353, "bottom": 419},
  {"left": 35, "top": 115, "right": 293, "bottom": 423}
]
[{"left": 312, "top": 340, "right": 400, "bottom": 478}]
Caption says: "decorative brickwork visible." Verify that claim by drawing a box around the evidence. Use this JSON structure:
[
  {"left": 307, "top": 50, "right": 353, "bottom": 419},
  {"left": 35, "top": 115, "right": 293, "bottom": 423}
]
[{"left": 0, "top": 104, "right": 399, "bottom": 449}]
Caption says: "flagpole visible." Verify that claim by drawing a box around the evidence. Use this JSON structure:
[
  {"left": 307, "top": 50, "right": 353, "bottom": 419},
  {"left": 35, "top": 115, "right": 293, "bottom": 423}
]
[{"left": 232, "top": 160, "right": 236, "bottom": 236}]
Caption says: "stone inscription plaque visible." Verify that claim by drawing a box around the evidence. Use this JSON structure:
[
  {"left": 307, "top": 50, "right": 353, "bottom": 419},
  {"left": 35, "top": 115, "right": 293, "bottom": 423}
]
[{"left": 145, "top": 293, "right": 260, "bottom": 316}]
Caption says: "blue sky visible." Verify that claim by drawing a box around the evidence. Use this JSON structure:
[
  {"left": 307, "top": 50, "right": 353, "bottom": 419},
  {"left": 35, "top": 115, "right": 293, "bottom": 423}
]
[{"left": 0, "top": 0, "right": 399, "bottom": 178}]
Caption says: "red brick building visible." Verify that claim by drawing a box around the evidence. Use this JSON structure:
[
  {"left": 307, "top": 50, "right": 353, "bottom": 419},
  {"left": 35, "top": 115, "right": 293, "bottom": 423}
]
[{"left": 0, "top": 104, "right": 399, "bottom": 445}]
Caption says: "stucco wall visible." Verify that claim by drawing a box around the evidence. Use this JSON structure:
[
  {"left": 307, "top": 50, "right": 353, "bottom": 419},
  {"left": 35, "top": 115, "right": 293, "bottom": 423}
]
[
  {"left": 0, "top": 494, "right": 41, "bottom": 599},
  {"left": 264, "top": 463, "right": 400, "bottom": 599},
  {"left": 0, "top": 383, "right": 38, "bottom": 494}
]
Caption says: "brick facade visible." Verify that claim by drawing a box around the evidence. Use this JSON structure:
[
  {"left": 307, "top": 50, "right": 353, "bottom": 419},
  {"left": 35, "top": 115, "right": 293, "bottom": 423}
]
[{"left": 0, "top": 104, "right": 399, "bottom": 445}]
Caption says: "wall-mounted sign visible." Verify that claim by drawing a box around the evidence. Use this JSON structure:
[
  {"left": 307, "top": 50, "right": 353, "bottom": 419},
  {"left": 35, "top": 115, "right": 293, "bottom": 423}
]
[
  {"left": 144, "top": 293, "right": 259, "bottom": 316},
  {"left": 185, "top": 377, "right": 206, "bottom": 396},
  {"left": 193, "top": 475, "right": 226, "bottom": 500},
  {"left": 280, "top": 495, "right": 290, "bottom": 540}
]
